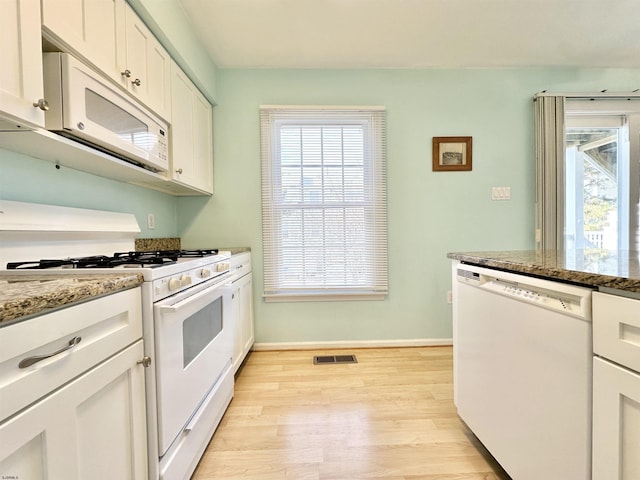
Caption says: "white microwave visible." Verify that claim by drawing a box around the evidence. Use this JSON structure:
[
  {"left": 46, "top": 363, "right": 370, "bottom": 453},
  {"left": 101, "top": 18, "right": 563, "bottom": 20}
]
[{"left": 42, "top": 53, "right": 169, "bottom": 173}]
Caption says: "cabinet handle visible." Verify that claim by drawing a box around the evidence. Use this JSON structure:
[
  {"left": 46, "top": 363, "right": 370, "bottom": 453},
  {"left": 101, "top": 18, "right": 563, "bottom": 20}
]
[
  {"left": 32, "top": 99, "right": 49, "bottom": 111},
  {"left": 175, "top": 168, "right": 183, "bottom": 174},
  {"left": 131, "top": 78, "right": 142, "bottom": 87},
  {"left": 121, "top": 69, "right": 132, "bottom": 78},
  {"left": 18, "top": 336, "right": 82, "bottom": 369},
  {"left": 137, "top": 356, "right": 152, "bottom": 368}
]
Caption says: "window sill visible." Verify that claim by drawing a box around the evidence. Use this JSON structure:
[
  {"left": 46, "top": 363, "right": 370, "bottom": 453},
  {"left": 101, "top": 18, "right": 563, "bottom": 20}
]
[{"left": 263, "top": 292, "right": 387, "bottom": 302}]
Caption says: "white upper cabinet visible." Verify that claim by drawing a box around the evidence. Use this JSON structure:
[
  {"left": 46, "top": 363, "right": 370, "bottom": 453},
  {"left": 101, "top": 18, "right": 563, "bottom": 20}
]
[
  {"left": 41, "top": 0, "right": 126, "bottom": 86},
  {"left": 41, "top": 0, "right": 171, "bottom": 121},
  {"left": 0, "top": 0, "right": 45, "bottom": 128},
  {"left": 170, "top": 61, "right": 213, "bottom": 194},
  {"left": 122, "top": 4, "right": 171, "bottom": 120}
]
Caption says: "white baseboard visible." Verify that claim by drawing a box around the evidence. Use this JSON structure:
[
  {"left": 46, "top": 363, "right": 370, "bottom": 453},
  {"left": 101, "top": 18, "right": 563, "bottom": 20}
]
[{"left": 251, "top": 338, "right": 453, "bottom": 351}]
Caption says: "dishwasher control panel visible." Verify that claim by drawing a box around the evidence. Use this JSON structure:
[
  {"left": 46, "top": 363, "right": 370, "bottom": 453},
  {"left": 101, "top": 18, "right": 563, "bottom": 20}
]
[
  {"left": 456, "top": 265, "right": 592, "bottom": 319},
  {"left": 493, "top": 279, "right": 579, "bottom": 313}
]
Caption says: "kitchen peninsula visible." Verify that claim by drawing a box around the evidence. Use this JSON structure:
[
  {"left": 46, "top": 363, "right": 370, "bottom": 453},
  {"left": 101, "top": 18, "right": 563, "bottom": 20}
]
[
  {"left": 447, "top": 249, "right": 640, "bottom": 294},
  {"left": 448, "top": 248, "right": 640, "bottom": 480}
]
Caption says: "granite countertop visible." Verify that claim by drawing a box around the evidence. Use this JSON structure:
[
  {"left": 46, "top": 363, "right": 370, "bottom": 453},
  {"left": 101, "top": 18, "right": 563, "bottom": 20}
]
[
  {"left": 227, "top": 247, "right": 251, "bottom": 255},
  {"left": 133, "top": 238, "right": 251, "bottom": 257},
  {"left": 447, "top": 249, "right": 640, "bottom": 294},
  {"left": 0, "top": 273, "right": 144, "bottom": 326}
]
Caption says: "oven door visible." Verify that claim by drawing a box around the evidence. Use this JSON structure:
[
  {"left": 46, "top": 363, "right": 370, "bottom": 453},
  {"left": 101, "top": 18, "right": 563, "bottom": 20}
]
[{"left": 153, "top": 276, "right": 232, "bottom": 455}]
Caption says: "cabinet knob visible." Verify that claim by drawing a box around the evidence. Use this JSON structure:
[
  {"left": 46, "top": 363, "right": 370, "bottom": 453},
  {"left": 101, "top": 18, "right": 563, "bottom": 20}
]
[
  {"left": 176, "top": 168, "right": 183, "bottom": 175},
  {"left": 132, "top": 78, "right": 142, "bottom": 87},
  {"left": 33, "top": 99, "right": 49, "bottom": 111},
  {"left": 137, "top": 356, "right": 152, "bottom": 368},
  {"left": 121, "top": 69, "right": 132, "bottom": 78}
]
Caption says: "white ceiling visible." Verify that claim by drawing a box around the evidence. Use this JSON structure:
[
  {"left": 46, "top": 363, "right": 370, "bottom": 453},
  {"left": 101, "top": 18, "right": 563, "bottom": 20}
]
[{"left": 178, "top": 0, "right": 640, "bottom": 69}]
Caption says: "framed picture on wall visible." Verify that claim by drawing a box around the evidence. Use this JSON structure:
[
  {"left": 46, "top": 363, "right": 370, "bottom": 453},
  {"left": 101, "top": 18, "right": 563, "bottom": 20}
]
[{"left": 432, "top": 136, "right": 472, "bottom": 171}]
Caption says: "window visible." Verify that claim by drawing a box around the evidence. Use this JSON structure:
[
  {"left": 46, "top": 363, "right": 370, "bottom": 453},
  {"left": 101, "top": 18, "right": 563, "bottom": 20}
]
[
  {"left": 534, "top": 93, "right": 640, "bottom": 252},
  {"left": 260, "top": 106, "right": 387, "bottom": 301}
]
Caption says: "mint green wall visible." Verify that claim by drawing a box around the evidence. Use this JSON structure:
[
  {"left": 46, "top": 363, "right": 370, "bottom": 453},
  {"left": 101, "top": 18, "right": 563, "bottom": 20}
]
[
  {"left": 0, "top": 148, "right": 178, "bottom": 238},
  {"left": 178, "top": 67, "right": 640, "bottom": 343}
]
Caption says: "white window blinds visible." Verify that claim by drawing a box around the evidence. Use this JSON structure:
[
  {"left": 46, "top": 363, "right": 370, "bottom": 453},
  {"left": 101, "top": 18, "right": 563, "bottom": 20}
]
[{"left": 260, "top": 106, "right": 388, "bottom": 301}]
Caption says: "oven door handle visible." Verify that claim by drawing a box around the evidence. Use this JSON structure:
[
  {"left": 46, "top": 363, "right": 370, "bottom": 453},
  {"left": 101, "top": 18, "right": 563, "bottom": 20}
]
[{"left": 158, "top": 279, "right": 227, "bottom": 313}]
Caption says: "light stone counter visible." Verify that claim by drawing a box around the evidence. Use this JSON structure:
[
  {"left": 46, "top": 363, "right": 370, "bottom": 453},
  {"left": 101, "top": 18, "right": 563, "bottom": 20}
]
[
  {"left": 0, "top": 273, "right": 144, "bottom": 325},
  {"left": 447, "top": 249, "right": 640, "bottom": 294}
]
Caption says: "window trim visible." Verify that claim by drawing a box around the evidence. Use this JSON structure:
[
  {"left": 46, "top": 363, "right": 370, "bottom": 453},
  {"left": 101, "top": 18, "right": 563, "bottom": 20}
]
[{"left": 260, "top": 105, "right": 388, "bottom": 302}]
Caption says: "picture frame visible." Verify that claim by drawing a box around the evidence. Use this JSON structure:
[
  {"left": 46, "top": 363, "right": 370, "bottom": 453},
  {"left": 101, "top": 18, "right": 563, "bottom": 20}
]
[{"left": 432, "top": 136, "right": 472, "bottom": 171}]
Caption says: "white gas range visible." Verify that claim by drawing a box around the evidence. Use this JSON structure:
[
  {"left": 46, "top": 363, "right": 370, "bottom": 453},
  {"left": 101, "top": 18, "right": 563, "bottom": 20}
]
[{"left": 0, "top": 200, "right": 235, "bottom": 480}]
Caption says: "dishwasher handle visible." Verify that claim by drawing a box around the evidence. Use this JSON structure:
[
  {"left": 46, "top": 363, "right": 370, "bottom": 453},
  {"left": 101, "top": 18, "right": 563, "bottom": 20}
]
[{"left": 18, "top": 336, "right": 82, "bottom": 369}]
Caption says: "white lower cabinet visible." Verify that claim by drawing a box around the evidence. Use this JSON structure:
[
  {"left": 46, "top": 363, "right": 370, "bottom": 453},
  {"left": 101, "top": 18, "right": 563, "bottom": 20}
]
[
  {"left": 0, "top": 341, "right": 148, "bottom": 480},
  {"left": 593, "top": 357, "right": 640, "bottom": 480},
  {"left": 229, "top": 253, "right": 254, "bottom": 373},
  {"left": 0, "top": 287, "right": 147, "bottom": 480},
  {"left": 592, "top": 292, "right": 640, "bottom": 480}
]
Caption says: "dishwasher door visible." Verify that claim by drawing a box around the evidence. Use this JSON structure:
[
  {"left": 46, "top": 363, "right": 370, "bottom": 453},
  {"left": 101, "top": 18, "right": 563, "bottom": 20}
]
[{"left": 453, "top": 263, "right": 593, "bottom": 480}]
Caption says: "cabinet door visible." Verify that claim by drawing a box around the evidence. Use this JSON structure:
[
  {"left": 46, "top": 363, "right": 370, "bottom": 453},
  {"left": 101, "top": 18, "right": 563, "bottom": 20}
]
[
  {"left": 170, "top": 62, "right": 213, "bottom": 194},
  {"left": 124, "top": 4, "right": 171, "bottom": 120},
  {"left": 593, "top": 357, "right": 640, "bottom": 480},
  {"left": 238, "top": 274, "right": 254, "bottom": 357},
  {"left": 0, "top": 341, "right": 148, "bottom": 480},
  {"left": 170, "top": 63, "right": 194, "bottom": 182},
  {"left": 41, "top": 0, "right": 126, "bottom": 83},
  {"left": 230, "top": 283, "right": 242, "bottom": 373},
  {"left": 193, "top": 88, "right": 214, "bottom": 193},
  {"left": 0, "top": 0, "right": 45, "bottom": 128}
]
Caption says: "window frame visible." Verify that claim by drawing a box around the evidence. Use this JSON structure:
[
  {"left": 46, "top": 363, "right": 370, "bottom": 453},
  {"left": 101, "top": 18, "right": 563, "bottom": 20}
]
[
  {"left": 260, "top": 105, "right": 388, "bottom": 302},
  {"left": 534, "top": 92, "right": 640, "bottom": 252}
]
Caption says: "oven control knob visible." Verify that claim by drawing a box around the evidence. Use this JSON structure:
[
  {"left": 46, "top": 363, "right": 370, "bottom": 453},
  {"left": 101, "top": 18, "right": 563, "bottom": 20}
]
[
  {"left": 199, "top": 268, "right": 211, "bottom": 278},
  {"left": 168, "top": 277, "right": 182, "bottom": 291},
  {"left": 216, "top": 262, "right": 229, "bottom": 272},
  {"left": 180, "top": 274, "right": 192, "bottom": 286}
]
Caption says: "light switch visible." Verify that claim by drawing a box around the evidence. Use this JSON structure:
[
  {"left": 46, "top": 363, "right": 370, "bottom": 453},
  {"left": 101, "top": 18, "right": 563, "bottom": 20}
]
[{"left": 491, "top": 186, "right": 511, "bottom": 200}]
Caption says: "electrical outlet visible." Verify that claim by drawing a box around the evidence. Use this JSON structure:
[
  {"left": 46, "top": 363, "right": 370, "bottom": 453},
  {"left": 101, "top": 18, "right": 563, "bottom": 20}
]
[
  {"left": 147, "top": 213, "right": 155, "bottom": 229},
  {"left": 447, "top": 290, "right": 453, "bottom": 304}
]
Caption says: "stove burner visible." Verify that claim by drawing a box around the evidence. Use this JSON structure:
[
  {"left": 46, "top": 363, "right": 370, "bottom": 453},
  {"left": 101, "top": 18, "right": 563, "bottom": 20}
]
[
  {"left": 178, "top": 249, "right": 219, "bottom": 257},
  {"left": 7, "top": 256, "right": 113, "bottom": 270},
  {"left": 6, "top": 254, "right": 177, "bottom": 270},
  {"left": 6, "top": 249, "right": 220, "bottom": 270},
  {"left": 114, "top": 251, "right": 179, "bottom": 263},
  {"left": 114, "top": 249, "right": 219, "bottom": 259}
]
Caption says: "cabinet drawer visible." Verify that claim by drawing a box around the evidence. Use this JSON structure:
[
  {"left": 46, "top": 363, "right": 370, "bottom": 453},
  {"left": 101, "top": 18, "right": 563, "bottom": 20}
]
[
  {"left": 230, "top": 252, "right": 252, "bottom": 278},
  {"left": 0, "top": 288, "right": 142, "bottom": 420},
  {"left": 593, "top": 292, "right": 640, "bottom": 372}
]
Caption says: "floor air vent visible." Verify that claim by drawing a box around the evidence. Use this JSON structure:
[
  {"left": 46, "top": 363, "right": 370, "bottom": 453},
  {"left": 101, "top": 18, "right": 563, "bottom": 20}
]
[{"left": 313, "top": 355, "right": 357, "bottom": 365}]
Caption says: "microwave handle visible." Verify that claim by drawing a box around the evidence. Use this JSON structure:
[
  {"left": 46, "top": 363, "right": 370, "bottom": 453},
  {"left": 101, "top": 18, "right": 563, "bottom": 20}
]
[{"left": 158, "top": 279, "right": 228, "bottom": 313}]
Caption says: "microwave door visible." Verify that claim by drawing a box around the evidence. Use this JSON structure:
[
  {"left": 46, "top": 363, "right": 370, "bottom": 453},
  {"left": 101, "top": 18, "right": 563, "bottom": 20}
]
[{"left": 60, "top": 55, "right": 166, "bottom": 172}]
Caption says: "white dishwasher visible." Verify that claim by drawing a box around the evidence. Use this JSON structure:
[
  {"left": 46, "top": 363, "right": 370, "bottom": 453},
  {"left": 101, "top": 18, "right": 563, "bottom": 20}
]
[{"left": 453, "top": 262, "right": 593, "bottom": 480}]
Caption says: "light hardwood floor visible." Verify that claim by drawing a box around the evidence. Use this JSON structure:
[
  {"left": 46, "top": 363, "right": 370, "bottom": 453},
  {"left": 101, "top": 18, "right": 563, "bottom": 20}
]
[{"left": 192, "top": 346, "right": 511, "bottom": 479}]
